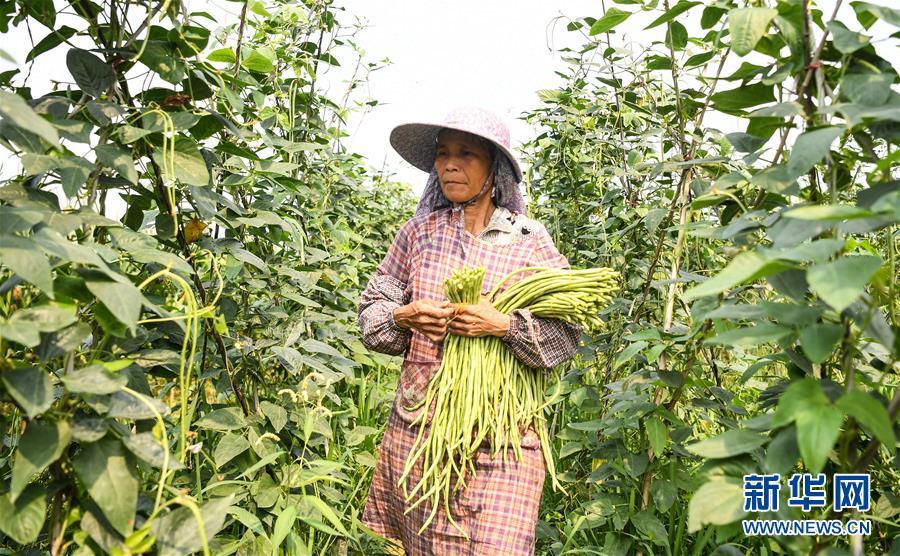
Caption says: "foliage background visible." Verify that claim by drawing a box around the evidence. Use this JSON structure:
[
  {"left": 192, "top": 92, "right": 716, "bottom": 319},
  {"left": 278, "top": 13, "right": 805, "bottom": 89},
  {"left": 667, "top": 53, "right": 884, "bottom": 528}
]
[{"left": 0, "top": 0, "right": 897, "bottom": 555}]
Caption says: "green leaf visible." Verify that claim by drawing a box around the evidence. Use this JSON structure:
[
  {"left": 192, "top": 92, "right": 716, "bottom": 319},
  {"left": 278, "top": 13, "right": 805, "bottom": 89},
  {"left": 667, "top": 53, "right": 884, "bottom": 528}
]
[
  {"left": 645, "top": 417, "right": 668, "bottom": 456},
  {"left": 242, "top": 47, "right": 276, "bottom": 73},
  {"left": 807, "top": 255, "right": 883, "bottom": 313},
  {"left": 27, "top": 26, "right": 78, "bottom": 62},
  {"left": 630, "top": 510, "right": 668, "bottom": 546},
  {"left": 772, "top": 379, "right": 830, "bottom": 428},
  {"left": 613, "top": 340, "right": 648, "bottom": 370},
  {"left": 786, "top": 126, "right": 845, "bottom": 178},
  {"left": 0, "top": 235, "right": 54, "bottom": 295},
  {"left": 0, "top": 91, "right": 61, "bottom": 147},
  {"left": 153, "top": 496, "right": 234, "bottom": 556},
  {"left": 207, "top": 47, "right": 236, "bottom": 63},
  {"left": 0, "top": 486, "right": 47, "bottom": 545},
  {"left": 260, "top": 400, "right": 288, "bottom": 432},
  {"left": 827, "top": 21, "right": 870, "bottom": 53},
  {"left": 589, "top": 8, "right": 633, "bottom": 35},
  {"left": 842, "top": 72, "right": 893, "bottom": 107},
  {"left": 195, "top": 407, "right": 247, "bottom": 431},
  {"left": 687, "top": 481, "right": 745, "bottom": 532},
  {"left": 796, "top": 405, "right": 841, "bottom": 474},
  {"left": 685, "top": 429, "right": 768, "bottom": 458},
  {"left": 1, "top": 367, "right": 54, "bottom": 418},
  {"left": 83, "top": 277, "right": 142, "bottom": 335},
  {"left": 59, "top": 157, "right": 94, "bottom": 198},
  {"left": 95, "top": 143, "right": 138, "bottom": 184},
  {"left": 11, "top": 420, "right": 71, "bottom": 501},
  {"left": 152, "top": 136, "right": 210, "bottom": 186},
  {"left": 765, "top": 426, "right": 800, "bottom": 474},
  {"left": 140, "top": 41, "right": 187, "bottom": 83},
  {"left": 299, "top": 495, "right": 348, "bottom": 537},
  {"left": 645, "top": 0, "right": 701, "bottom": 29},
  {"left": 704, "top": 323, "right": 793, "bottom": 348},
  {"left": 62, "top": 364, "right": 128, "bottom": 394},
  {"left": 851, "top": 1, "right": 900, "bottom": 30},
  {"left": 799, "top": 323, "right": 844, "bottom": 364},
  {"left": 66, "top": 48, "right": 116, "bottom": 98},
  {"left": 214, "top": 433, "right": 250, "bottom": 467},
  {"left": 684, "top": 251, "right": 790, "bottom": 300},
  {"left": 783, "top": 204, "right": 872, "bottom": 221},
  {"left": 710, "top": 82, "right": 776, "bottom": 113},
  {"left": 0, "top": 303, "right": 77, "bottom": 348},
  {"left": 271, "top": 505, "right": 298, "bottom": 552},
  {"left": 73, "top": 439, "right": 137, "bottom": 536},
  {"left": 728, "top": 8, "right": 778, "bottom": 56},
  {"left": 836, "top": 390, "right": 895, "bottom": 448},
  {"left": 121, "top": 432, "right": 183, "bottom": 470}
]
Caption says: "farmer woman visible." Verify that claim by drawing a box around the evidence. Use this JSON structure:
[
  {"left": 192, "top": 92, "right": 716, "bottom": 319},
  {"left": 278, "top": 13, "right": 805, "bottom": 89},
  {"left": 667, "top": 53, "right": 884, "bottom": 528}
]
[{"left": 358, "top": 106, "right": 580, "bottom": 555}]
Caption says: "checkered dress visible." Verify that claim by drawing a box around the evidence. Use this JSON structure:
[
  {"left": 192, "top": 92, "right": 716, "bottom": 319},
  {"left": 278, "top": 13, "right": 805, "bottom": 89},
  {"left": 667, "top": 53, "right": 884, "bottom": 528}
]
[{"left": 358, "top": 207, "right": 580, "bottom": 555}]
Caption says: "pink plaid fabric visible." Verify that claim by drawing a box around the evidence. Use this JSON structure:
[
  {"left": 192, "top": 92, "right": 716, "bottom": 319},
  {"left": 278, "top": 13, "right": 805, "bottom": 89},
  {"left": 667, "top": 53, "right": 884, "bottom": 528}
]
[{"left": 358, "top": 207, "right": 579, "bottom": 554}]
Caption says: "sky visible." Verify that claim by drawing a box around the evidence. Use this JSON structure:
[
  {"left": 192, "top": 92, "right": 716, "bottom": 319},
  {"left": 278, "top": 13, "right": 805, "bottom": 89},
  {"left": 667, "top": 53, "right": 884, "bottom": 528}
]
[{"left": 0, "top": 1, "right": 897, "bottom": 198}]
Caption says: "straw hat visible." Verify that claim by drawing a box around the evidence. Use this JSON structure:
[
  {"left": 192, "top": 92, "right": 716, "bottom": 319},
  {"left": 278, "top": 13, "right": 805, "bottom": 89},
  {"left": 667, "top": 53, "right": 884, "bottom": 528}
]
[{"left": 389, "top": 106, "right": 523, "bottom": 183}]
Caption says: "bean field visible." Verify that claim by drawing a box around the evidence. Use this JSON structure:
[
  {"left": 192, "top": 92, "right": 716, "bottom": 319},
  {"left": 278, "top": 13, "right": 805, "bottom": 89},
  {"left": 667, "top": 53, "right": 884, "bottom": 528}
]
[{"left": 0, "top": 0, "right": 897, "bottom": 555}]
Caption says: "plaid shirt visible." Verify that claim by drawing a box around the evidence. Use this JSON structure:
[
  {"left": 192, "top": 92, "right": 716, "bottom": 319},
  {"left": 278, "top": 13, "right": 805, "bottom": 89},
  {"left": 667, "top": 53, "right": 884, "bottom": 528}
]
[{"left": 358, "top": 206, "right": 581, "bottom": 369}]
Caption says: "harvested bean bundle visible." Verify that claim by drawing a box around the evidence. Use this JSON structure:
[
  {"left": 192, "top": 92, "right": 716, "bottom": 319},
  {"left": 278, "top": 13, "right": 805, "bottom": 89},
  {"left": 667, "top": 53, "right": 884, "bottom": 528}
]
[{"left": 398, "top": 265, "right": 619, "bottom": 537}]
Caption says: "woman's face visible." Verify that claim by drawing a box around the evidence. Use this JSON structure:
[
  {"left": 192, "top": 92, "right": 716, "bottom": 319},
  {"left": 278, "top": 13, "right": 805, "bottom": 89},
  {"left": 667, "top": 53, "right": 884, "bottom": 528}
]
[{"left": 434, "top": 129, "right": 493, "bottom": 204}]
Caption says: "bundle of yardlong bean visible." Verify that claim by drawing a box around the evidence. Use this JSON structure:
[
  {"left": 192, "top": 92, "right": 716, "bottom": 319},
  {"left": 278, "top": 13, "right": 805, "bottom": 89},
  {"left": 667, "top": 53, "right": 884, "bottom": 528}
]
[{"left": 398, "top": 265, "right": 619, "bottom": 537}]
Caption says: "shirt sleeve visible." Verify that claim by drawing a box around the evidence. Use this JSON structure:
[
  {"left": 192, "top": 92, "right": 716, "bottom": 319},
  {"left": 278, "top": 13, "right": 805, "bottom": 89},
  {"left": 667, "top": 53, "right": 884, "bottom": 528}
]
[
  {"left": 357, "top": 219, "right": 415, "bottom": 356},
  {"left": 501, "top": 223, "right": 582, "bottom": 369}
]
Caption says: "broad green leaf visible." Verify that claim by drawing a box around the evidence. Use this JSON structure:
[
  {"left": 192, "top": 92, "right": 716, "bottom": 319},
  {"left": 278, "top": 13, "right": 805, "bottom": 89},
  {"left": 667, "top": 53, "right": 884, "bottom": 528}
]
[
  {"left": 214, "top": 433, "right": 250, "bottom": 467},
  {"left": 687, "top": 481, "right": 745, "bottom": 532},
  {"left": 62, "top": 363, "right": 128, "bottom": 394},
  {"left": 710, "top": 82, "right": 775, "bottom": 113},
  {"left": 260, "top": 400, "right": 288, "bottom": 432},
  {"left": 152, "top": 136, "right": 210, "bottom": 186},
  {"left": 27, "top": 26, "right": 77, "bottom": 62},
  {"left": 851, "top": 1, "right": 900, "bottom": 30},
  {"left": 645, "top": 0, "right": 700, "bottom": 29},
  {"left": 799, "top": 323, "right": 844, "bottom": 364},
  {"left": 84, "top": 274, "right": 143, "bottom": 333},
  {"left": 72, "top": 438, "right": 138, "bottom": 536},
  {"left": 207, "top": 47, "right": 236, "bottom": 63},
  {"left": 613, "top": 340, "right": 648, "bottom": 370},
  {"left": 630, "top": 510, "right": 668, "bottom": 546},
  {"left": 686, "top": 430, "right": 768, "bottom": 458},
  {"left": 765, "top": 426, "right": 800, "bottom": 474},
  {"left": 95, "top": 143, "right": 138, "bottom": 184},
  {"left": 242, "top": 47, "right": 276, "bottom": 73},
  {"left": 153, "top": 496, "right": 234, "bottom": 556},
  {"left": 836, "top": 390, "right": 895, "bottom": 448},
  {"left": 0, "top": 486, "right": 47, "bottom": 545},
  {"left": 728, "top": 8, "right": 778, "bottom": 56},
  {"left": 271, "top": 506, "right": 298, "bottom": 552},
  {"left": 796, "top": 405, "right": 841, "bottom": 474},
  {"left": 684, "top": 251, "right": 790, "bottom": 300},
  {"left": 842, "top": 72, "right": 893, "bottom": 107},
  {"left": 66, "top": 48, "right": 116, "bottom": 98},
  {"left": 772, "top": 238, "right": 845, "bottom": 263},
  {"left": 645, "top": 417, "right": 668, "bottom": 456},
  {"left": 0, "top": 235, "right": 54, "bottom": 295},
  {"left": 827, "top": 21, "right": 870, "bottom": 53},
  {"left": 140, "top": 41, "right": 187, "bottom": 83},
  {"left": 195, "top": 407, "right": 247, "bottom": 431},
  {"left": 807, "top": 255, "right": 883, "bottom": 313},
  {"left": 11, "top": 420, "right": 71, "bottom": 501},
  {"left": 1, "top": 367, "right": 54, "bottom": 418},
  {"left": 772, "top": 379, "right": 830, "bottom": 429},
  {"left": 299, "top": 495, "right": 349, "bottom": 537},
  {"left": 704, "top": 323, "right": 793, "bottom": 348},
  {"left": 121, "top": 432, "right": 183, "bottom": 470},
  {"left": 0, "top": 91, "right": 61, "bottom": 147},
  {"left": 786, "top": 126, "right": 845, "bottom": 178},
  {"left": 0, "top": 303, "right": 77, "bottom": 347},
  {"left": 589, "top": 8, "right": 633, "bottom": 35},
  {"left": 783, "top": 204, "right": 872, "bottom": 221},
  {"left": 59, "top": 157, "right": 94, "bottom": 198}
]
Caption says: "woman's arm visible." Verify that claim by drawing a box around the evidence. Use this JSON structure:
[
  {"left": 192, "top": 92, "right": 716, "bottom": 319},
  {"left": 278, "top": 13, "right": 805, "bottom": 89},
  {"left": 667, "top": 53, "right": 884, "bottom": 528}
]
[
  {"left": 357, "top": 219, "right": 416, "bottom": 356},
  {"left": 501, "top": 309, "right": 582, "bottom": 369},
  {"left": 358, "top": 273, "right": 413, "bottom": 356}
]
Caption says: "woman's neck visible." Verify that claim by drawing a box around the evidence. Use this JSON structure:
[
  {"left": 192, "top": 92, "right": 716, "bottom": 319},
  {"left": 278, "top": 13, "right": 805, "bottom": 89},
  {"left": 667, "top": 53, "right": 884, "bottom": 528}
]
[{"left": 462, "top": 191, "right": 496, "bottom": 236}]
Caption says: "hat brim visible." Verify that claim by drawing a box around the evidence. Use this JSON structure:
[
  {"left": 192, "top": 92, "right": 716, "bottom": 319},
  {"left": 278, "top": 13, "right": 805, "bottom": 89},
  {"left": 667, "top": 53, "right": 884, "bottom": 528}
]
[{"left": 389, "top": 122, "right": 523, "bottom": 183}]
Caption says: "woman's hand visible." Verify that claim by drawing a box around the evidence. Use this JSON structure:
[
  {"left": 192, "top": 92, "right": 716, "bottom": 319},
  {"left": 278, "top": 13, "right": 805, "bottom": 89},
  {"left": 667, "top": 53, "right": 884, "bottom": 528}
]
[
  {"left": 393, "top": 299, "right": 455, "bottom": 343},
  {"left": 447, "top": 297, "right": 511, "bottom": 338}
]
